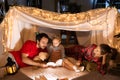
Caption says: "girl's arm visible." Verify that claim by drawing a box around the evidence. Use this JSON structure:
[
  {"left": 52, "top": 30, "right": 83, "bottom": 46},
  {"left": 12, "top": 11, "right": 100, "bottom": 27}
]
[
  {"left": 61, "top": 45, "right": 65, "bottom": 58},
  {"left": 47, "top": 45, "right": 53, "bottom": 55}
]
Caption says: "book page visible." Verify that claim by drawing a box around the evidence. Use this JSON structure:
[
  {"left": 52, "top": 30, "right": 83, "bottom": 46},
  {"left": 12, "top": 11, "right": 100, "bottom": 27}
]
[{"left": 46, "top": 62, "right": 56, "bottom": 67}]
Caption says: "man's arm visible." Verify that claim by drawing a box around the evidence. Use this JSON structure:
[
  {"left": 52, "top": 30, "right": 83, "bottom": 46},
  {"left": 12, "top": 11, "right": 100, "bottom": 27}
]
[{"left": 22, "top": 53, "right": 47, "bottom": 67}]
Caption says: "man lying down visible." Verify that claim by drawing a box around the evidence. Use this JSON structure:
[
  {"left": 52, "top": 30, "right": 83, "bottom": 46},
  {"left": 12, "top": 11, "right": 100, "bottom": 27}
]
[{"left": 0, "top": 33, "right": 84, "bottom": 78}]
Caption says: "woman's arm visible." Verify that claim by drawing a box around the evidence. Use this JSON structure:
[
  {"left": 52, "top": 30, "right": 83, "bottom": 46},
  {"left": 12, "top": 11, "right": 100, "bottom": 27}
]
[
  {"left": 102, "top": 54, "right": 107, "bottom": 65},
  {"left": 98, "top": 54, "right": 108, "bottom": 75}
]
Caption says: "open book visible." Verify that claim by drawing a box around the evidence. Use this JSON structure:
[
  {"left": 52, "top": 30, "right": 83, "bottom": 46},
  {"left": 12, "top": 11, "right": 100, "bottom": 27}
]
[{"left": 46, "top": 59, "right": 63, "bottom": 67}]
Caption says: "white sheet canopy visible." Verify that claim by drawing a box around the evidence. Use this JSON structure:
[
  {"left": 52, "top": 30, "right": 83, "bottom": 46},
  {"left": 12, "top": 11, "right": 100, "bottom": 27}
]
[{"left": 0, "top": 6, "right": 119, "bottom": 52}]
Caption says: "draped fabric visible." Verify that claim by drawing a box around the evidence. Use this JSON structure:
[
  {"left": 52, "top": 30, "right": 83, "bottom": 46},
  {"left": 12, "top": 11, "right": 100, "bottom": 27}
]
[{"left": 0, "top": 6, "right": 119, "bottom": 52}]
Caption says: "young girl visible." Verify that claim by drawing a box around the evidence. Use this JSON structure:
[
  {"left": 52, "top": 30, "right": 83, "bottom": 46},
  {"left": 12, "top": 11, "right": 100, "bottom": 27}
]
[
  {"left": 47, "top": 36, "right": 84, "bottom": 72},
  {"left": 48, "top": 36, "right": 65, "bottom": 62},
  {"left": 65, "top": 44, "right": 118, "bottom": 75}
]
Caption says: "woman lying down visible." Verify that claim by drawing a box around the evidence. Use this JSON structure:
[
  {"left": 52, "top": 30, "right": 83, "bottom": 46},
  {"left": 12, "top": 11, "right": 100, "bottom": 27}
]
[{"left": 65, "top": 44, "right": 118, "bottom": 75}]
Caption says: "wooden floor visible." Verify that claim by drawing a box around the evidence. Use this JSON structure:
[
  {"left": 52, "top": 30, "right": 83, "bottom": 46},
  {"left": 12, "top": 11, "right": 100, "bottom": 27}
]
[
  {"left": 1, "top": 66, "right": 120, "bottom": 80},
  {"left": 20, "top": 66, "right": 120, "bottom": 80},
  {"left": 1, "top": 70, "right": 32, "bottom": 80},
  {"left": 73, "top": 71, "right": 120, "bottom": 80},
  {"left": 20, "top": 66, "right": 88, "bottom": 80}
]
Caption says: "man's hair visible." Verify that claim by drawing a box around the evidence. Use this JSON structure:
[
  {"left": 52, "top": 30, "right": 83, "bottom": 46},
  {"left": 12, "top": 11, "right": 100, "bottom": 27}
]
[{"left": 36, "top": 32, "right": 49, "bottom": 42}]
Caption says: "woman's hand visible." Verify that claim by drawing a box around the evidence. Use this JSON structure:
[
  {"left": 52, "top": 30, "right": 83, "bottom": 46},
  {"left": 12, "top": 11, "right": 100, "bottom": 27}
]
[
  {"left": 102, "top": 54, "right": 107, "bottom": 65},
  {"left": 108, "top": 60, "right": 116, "bottom": 69}
]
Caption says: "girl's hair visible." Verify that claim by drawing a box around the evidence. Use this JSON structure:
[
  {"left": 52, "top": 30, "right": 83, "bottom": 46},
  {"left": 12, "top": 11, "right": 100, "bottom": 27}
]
[
  {"left": 100, "top": 44, "right": 118, "bottom": 60},
  {"left": 35, "top": 32, "right": 49, "bottom": 42},
  {"left": 52, "top": 36, "right": 61, "bottom": 42}
]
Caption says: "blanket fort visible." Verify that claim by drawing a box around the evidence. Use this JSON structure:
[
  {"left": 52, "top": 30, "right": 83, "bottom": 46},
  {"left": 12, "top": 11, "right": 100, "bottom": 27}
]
[{"left": 0, "top": 6, "right": 118, "bottom": 52}]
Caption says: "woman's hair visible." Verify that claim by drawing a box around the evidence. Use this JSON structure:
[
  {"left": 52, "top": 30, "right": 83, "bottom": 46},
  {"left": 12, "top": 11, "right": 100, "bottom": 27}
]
[
  {"left": 100, "top": 44, "right": 111, "bottom": 55},
  {"left": 100, "top": 44, "right": 118, "bottom": 60},
  {"left": 35, "top": 32, "right": 49, "bottom": 42}
]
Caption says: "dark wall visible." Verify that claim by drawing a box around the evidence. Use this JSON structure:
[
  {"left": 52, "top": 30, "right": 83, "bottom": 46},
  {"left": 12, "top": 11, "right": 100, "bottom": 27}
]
[
  {"left": 76, "top": 0, "right": 94, "bottom": 12},
  {"left": 7, "top": 0, "right": 27, "bottom": 6},
  {"left": 43, "top": 0, "right": 94, "bottom": 12},
  {"left": 4, "top": 0, "right": 94, "bottom": 12}
]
